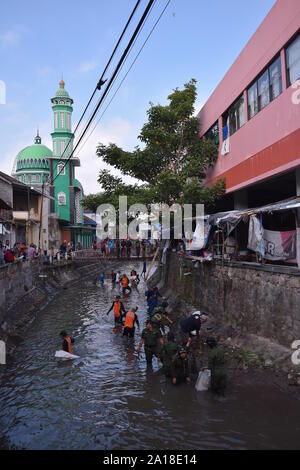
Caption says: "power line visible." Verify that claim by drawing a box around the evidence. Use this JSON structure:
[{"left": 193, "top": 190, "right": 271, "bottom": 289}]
[
  {"left": 73, "top": 0, "right": 157, "bottom": 158},
  {"left": 75, "top": 0, "right": 171, "bottom": 158},
  {"left": 49, "top": 0, "right": 142, "bottom": 184},
  {"left": 50, "top": 0, "right": 155, "bottom": 186}
]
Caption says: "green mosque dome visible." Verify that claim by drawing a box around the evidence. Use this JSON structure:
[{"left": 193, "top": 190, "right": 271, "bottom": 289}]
[{"left": 15, "top": 132, "right": 52, "bottom": 172}]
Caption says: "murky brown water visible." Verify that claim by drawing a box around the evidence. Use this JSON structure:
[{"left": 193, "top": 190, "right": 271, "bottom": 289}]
[{"left": 0, "top": 261, "right": 300, "bottom": 450}]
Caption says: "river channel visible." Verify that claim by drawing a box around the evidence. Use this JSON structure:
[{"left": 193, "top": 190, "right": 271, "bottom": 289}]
[{"left": 0, "top": 261, "right": 299, "bottom": 450}]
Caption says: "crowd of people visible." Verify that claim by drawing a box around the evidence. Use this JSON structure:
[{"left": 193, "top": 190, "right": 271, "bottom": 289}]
[
  {"left": 92, "top": 237, "right": 158, "bottom": 259},
  {"left": 0, "top": 239, "right": 41, "bottom": 265}
]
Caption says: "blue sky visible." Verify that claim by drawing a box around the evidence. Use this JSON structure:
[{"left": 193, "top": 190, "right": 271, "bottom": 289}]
[{"left": 0, "top": 0, "right": 275, "bottom": 193}]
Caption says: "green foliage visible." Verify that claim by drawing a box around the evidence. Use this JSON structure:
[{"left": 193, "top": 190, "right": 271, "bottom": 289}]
[{"left": 83, "top": 79, "right": 225, "bottom": 211}]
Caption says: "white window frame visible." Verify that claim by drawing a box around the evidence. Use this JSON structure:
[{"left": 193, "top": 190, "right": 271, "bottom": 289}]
[
  {"left": 60, "top": 112, "right": 64, "bottom": 128},
  {"left": 60, "top": 140, "right": 65, "bottom": 156},
  {"left": 58, "top": 191, "right": 66, "bottom": 205},
  {"left": 57, "top": 163, "right": 65, "bottom": 176},
  {"left": 55, "top": 112, "right": 58, "bottom": 129}
]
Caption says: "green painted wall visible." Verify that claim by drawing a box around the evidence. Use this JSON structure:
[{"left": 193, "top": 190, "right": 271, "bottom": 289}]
[{"left": 53, "top": 159, "right": 70, "bottom": 222}]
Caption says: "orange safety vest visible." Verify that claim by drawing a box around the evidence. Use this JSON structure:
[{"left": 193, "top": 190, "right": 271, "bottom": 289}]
[
  {"left": 64, "top": 337, "right": 72, "bottom": 354},
  {"left": 124, "top": 311, "right": 135, "bottom": 329},
  {"left": 122, "top": 276, "right": 129, "bottom": 287},
  {"left": 114, "top": 301, "right": 121, "bottom": 318}
]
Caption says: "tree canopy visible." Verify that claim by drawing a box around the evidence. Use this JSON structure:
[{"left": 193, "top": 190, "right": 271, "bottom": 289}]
[{"left": 83, "top": 78, "right": 224, "bottom": 213}]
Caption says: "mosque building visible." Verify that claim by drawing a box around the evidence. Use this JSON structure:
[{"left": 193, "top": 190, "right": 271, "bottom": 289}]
[{"left": 12, "top": 79, "right": 95, "bottom": 250}]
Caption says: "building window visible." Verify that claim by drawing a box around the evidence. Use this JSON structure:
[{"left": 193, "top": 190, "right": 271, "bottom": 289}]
[
  {"left": 60, "top": 140, "right": 65, "bottom": 156},
  {"left": 57, "top": 163, "right": 65, "bottom": 176},
  {"left": 204, "top": 121, "right": 219, "bottom": 145},
  {"left": 55, "top": 112, "right": 58, "bottom": 129},
  {"left": 60, "top": 112, "right": 64, "bottom": 128},
  {"left": 67, "top": 113, "right": 71, "bottom": 129},
  {"left": 269, "top": 56, "right": 282, "bottom": 100},
  {"left": 223, "top": 94, "right": 245, "bottom": 137},
  {"left": 247, "top": 83, "right": 258, "bottom": 119},
  {"left": 286, "top": 34, "right": 300, "bottom": 86},
  {"left": 35, "top": 174, "right": 40, "bottom": 183},
  {"left": 58, "top": 191, "right": 66, "bottom": 205},
  {"left": 257, "top": 69, "right": 270, "bottom": 111},
  {"left": 248, "top": 55, "right": 283, "bottom": 119}
]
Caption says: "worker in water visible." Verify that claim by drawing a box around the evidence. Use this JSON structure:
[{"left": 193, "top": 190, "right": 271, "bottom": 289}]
[
  {"left": 180, "top": 311, "right": 207, "bottom": 343},
  {"left": 171, "top": 346, "right": 191, "bottom": 385},
  {"left": 106, "top": 295, "right": 126, "bottom": 324},
  {"left": 137, "top": 320, "right": 163, "bottom": 367},
  {"left": 160, "top": 331, "right": 178, "bottom": 377},
  {"left": 141, "top": 259, "right": 147, "bottom": 278},
  {"left": 121, "top": 274, "right": 131, "bottom": 295},
  {"left": 145, "top": 286, "right": 162, "bottom": 317},
  {"left": 100, "top": 272, "right": 105, "bottom": 286},
  {"left": 111, "top": 271, "right": 116, "bottom": 284},
  {"left": 123, "top": 306, "right": 140, "bottom": 338},
  {"left": 59, "top": 330, "right": 75, "bottom": 354},
  {"left": 150, "top": 307, "right": 165, "bottom": 336}
]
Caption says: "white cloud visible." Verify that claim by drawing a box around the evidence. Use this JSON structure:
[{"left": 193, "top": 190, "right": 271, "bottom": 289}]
[
  {"left": 79, "top": 61, "right": 97, "bottom": 73},
  {"left": 74, "top": 117, "right": 140, "bottom": 195},
  {"left": 0, "top": 30, "right": 21, "bottom": 48}
]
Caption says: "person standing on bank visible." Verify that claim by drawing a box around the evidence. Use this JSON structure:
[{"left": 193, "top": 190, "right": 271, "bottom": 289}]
[
  {"left": 180, "top": 311, "right": 207, "bottom": 343},
  {"left": 136, "top": 240, "right": 141, "bottom": 259},
  {"left": 123, "top": 306, "right": 140, "bottom": 338}
]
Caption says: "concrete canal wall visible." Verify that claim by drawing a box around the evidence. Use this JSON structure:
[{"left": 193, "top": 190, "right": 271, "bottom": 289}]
[
  {"left": 160, "top": 252, "right": 300, "bottom": 348},
  {"left": 0, "top": 260, "right": 103, "bottom": 341}
]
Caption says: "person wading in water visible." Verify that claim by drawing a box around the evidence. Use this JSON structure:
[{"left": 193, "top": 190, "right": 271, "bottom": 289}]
[
  {"left": 121, "top": 274, "right": 131, "bottom": 295},
  {"left": 106, "top": 295, "right": 126, "bottom": 324},
  {"left": 123, "top": 306, "right": 140, "bottom": 338},
  {"left": 59, "top": 331, "right": 75, "bottom": 354}
]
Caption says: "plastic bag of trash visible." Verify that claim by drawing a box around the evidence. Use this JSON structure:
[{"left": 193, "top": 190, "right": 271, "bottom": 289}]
[
  {"left": 55, "top": 350, "right": 79, "bottom": 360},
  {"left": 195, "top": 369, "right": 211, "bottom": 391}
]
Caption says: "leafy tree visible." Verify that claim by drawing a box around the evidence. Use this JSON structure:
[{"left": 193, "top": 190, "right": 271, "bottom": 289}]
[{"left": 83, "top": 79, "right": 224, "bottom": 212}]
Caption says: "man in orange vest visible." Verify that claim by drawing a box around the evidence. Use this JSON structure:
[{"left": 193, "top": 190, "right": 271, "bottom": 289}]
[
  {"left": 59, "top": 330, "right": 75, "bottom": 354},
  {"left": 123, "top": 306, "right": 140, "bottom": 338},
  {"left": 106, "top": 295, "right": 126, "bottom": 324},
  {"left": 121, "top": 274, "right": 131, "bottom": 295}
]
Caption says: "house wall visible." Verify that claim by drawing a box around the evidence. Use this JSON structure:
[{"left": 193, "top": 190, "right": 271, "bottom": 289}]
[{"left": 198, "top": 0, "right": 300, "bottom": 193}]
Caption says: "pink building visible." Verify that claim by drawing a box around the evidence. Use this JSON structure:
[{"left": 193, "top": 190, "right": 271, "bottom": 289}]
[{"left": 198, "top": 0, "right": 300, "bottom": 211}]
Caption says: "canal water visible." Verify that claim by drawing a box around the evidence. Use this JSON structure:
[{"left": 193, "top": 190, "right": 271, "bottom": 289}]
[{"left": 0, "top": 261, "right": 300, "bottom": 450}]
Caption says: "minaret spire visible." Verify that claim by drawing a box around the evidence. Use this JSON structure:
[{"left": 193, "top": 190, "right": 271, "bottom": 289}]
[{"left": 34, "top": 127, "right": 41, "bottom": 144}]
